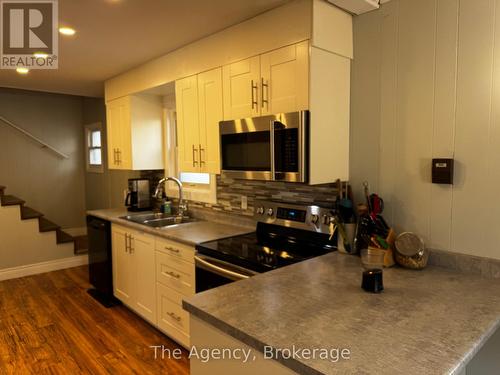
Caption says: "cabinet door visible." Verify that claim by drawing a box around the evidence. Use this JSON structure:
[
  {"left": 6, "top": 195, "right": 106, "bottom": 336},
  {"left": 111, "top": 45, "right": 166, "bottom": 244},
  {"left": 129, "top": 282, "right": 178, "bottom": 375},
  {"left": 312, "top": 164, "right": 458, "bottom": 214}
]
[
  {"left": 131, "top": 232, "right": 156, "bottom": 324},
  {"left": 175, "top": 75, "right": 200, "bottom": 172},
  {"left": 198, "top": 67, "right": 223, "bottom": 174},
  {"left": 106, "top": 97, "right": 131, "bottom": 170},
  {"left": 111, "top": 225, "right": 133, "bottom": 304},
  {"left": 106, "top": 100, "right": 122, "bottom": 170},
  {"left": 157, "top": 282, "right": 190, "bottom": 348},
  {"left": 260, "top": 41, "right": 309, "bottom": 115},
  {"left": 118, "top": 98, "right": 132, "bottom": 170},
  {"left": 222, "top": 56, "right": 260, "bottom": 120}
]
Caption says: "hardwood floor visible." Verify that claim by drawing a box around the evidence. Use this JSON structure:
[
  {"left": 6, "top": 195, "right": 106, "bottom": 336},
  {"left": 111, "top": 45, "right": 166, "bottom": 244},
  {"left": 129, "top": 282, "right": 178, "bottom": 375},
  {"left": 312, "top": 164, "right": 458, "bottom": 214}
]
[{"left": 0, "top": 266, "right": 190, "bottom": 374}]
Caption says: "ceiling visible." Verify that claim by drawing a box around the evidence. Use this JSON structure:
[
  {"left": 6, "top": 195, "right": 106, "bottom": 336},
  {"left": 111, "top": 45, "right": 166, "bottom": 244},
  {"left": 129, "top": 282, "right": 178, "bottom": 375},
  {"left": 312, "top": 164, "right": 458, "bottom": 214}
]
[{"left": 0, "top": 0, "right": 290, "bottom": 98}]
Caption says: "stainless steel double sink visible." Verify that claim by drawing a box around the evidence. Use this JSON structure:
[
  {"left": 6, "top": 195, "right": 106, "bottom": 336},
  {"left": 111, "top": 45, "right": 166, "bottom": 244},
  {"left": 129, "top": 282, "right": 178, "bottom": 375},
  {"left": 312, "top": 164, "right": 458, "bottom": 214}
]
[{"left": 120, "top": 212, "right": 197, "bottom": 228}]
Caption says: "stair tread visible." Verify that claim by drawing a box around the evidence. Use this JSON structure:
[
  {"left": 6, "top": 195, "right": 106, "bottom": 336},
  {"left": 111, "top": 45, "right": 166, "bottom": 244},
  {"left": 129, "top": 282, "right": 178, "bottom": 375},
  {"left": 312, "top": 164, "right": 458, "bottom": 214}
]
[
  {"left": 21, "top": 206, "right": 43, "bottom": 220},
  {"left": 56, "top": 229, "right": 74, "bottom": 244},
  {"left": 1, "top": 195, "right": 25, "bottom": 206},
  {"left": 39, "top": 217, "right": 60, "bottom": 232}
]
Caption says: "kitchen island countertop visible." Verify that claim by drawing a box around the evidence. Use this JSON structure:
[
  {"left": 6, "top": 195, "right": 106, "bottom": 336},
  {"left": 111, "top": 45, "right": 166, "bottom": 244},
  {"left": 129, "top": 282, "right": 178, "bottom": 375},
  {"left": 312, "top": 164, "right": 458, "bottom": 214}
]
[
  {"left": 183, "top": 252, "right": 500, "bottom": 375},
  {"left": 87, "top": 208, "right": 254, "bottom": 246}
]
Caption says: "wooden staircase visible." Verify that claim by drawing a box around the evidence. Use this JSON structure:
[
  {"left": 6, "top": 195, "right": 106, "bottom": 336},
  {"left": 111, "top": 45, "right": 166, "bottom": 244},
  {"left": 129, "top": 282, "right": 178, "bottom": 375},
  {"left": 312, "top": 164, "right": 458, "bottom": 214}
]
[{"left": 0, "top": 185, "right": 85, "bottom": 254}]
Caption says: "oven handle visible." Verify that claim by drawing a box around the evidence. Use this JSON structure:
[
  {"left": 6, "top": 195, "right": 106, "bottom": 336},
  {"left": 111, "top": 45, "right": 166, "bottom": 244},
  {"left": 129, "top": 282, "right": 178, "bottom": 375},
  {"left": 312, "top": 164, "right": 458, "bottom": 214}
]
[{"left": 194, "top": 254, "right": 257, "bottom": 281}]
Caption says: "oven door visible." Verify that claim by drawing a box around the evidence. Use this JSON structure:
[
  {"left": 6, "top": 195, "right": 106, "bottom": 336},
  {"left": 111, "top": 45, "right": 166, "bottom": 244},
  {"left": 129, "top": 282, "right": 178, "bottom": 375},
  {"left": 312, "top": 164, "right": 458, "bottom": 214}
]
[{"left": 195, "top": 254, "right": 258, "bottom": 293}]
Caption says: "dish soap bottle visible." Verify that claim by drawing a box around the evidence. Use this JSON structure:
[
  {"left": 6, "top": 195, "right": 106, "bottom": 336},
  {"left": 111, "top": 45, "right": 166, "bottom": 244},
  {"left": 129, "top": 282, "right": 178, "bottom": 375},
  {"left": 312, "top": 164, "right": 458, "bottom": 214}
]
[{"left": 160, "top": 199, "right": 172, "bottom": 215}]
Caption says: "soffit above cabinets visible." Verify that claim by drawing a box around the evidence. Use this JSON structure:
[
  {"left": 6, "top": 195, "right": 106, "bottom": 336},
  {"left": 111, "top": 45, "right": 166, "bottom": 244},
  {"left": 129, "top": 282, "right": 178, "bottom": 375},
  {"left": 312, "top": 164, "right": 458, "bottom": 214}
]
[{"left": 327, "top": 0, "right": 384, "bottom": 15}]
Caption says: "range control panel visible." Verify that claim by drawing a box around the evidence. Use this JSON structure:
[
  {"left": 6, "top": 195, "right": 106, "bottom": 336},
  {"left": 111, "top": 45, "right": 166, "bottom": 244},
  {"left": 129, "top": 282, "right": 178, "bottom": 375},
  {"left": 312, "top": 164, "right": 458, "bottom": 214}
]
[{"left": 254, "top": 200, "right": 334, "bottom": 234}]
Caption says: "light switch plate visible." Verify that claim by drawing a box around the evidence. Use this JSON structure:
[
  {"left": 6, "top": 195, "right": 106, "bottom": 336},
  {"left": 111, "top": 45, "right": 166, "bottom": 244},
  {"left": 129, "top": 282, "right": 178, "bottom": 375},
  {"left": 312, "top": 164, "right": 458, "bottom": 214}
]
[{"left": 241, "top": 195, "right": 248, "bottom": 210}]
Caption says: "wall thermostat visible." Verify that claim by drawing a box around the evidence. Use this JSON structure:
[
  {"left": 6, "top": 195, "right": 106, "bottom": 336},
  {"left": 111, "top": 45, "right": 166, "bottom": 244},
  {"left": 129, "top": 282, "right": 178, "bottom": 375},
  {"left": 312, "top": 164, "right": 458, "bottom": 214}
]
[{"left": 432, "top": 158, "right": 454, "bottom": 184}]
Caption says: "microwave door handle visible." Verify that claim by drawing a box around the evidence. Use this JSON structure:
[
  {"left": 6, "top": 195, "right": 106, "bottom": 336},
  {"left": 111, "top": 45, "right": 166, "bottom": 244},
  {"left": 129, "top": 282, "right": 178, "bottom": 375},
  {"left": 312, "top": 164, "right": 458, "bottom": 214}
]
[{"left": 270, "top": 120, "right": 276, "bottom": 181}]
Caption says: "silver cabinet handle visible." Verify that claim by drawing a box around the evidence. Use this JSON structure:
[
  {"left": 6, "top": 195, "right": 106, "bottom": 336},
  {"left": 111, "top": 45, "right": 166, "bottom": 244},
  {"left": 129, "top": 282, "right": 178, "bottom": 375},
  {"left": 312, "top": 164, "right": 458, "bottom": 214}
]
[
  {"left": 192, "top": 144, "right": 198, "bottom": 167},
  {"left": 165, "top": 270, "right": 181, "bottom": 279},
  {"left": 124, "top": 233, "right": 129, "bottom": 253},
  {"left": 117, "top": 149, "right": 121, "bottom": 165},
  {"left": 129, "top": 234, "right": 134, "bottom": 254},
  {"left": 261, "top": 78, "right": 269, "bottom": 109},
  {"left": 199, "top": 144, "right": 205, "bottom": 165},
  {"left": 167, "top": 312, "right": 181, "bottom": 322},
  {"left": 251, "top": 80, "right": 258, "bottom": 109},
  {"left": 165, "top": 246, "right": 180, "bottom": 253},
  {"left": 113, "top": 148, "right": 118, "bottom": 165}
]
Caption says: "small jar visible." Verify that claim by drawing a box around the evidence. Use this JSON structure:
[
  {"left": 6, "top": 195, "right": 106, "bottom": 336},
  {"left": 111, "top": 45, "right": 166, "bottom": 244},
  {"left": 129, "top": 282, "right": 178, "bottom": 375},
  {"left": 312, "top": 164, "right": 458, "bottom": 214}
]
[{"left": 394, "top": 232, "right": 429, "bottom": 270}]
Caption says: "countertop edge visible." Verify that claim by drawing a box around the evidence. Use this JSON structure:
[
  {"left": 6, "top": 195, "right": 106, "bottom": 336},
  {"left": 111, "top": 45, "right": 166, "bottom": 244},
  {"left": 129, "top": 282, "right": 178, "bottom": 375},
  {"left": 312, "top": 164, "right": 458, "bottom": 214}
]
[
  {"left": 450, "top": 318, "right": 500, "bottom": 375},
  {"left": 182, "top": 299, "right": 324, "bottom": 375},
  {"left": 86, "top": 209, "right": 253, "bottom": 246}
]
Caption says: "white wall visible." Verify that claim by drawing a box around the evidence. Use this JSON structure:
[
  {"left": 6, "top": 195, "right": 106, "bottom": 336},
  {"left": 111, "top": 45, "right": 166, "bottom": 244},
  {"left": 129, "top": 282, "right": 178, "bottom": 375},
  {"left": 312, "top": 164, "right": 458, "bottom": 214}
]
[{"left": 350, "top": 0, "right": 500, "bottom": 259}]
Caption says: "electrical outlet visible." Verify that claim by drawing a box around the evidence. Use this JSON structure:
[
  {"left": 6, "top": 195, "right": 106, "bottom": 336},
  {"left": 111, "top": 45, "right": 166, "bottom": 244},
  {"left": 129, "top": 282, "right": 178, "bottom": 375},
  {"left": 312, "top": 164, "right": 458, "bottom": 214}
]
[{"left": 241, "top": 195, "right": 248, "bottom": 210}]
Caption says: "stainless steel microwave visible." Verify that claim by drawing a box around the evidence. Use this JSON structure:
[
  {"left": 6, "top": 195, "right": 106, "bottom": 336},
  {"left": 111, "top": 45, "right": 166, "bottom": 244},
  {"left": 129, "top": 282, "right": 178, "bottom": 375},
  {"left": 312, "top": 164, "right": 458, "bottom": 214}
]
[{"left": 220, "top": 110, "right": 309, "bottom": 182}]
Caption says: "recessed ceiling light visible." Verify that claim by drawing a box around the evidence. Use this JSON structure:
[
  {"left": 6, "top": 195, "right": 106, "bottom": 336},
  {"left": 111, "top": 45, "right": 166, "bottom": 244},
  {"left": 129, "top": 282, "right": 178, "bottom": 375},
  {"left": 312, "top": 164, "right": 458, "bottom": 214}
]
[
  {"left": 16, "top": 67, "right": 29, "bottom": 74},
  {"left": 33, "top": 52, "right": 48, "bottom": 58},
  {"left": 59, "top": 27, "right": 76, "bottom": 36}
]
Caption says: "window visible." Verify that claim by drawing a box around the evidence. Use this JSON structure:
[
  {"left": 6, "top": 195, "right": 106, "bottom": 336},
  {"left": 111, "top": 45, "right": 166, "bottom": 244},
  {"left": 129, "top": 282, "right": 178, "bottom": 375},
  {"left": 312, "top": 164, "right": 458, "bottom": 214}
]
[{"left": 85, "top": 123, "right": 103, "bottom": 173}]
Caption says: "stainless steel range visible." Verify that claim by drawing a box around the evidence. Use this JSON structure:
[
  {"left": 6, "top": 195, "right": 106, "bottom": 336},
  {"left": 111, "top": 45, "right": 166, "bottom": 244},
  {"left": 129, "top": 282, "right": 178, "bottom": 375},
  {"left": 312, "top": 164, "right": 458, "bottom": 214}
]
[{"left": 195, "top": 200, "right": 338, "bottom": 292}]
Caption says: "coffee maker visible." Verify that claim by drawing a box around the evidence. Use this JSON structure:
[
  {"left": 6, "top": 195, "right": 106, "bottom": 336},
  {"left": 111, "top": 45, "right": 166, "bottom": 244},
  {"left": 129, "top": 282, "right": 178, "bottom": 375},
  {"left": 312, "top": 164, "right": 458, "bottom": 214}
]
[{"left": 125, "top": 178, "right": 152, "bottom": 211}]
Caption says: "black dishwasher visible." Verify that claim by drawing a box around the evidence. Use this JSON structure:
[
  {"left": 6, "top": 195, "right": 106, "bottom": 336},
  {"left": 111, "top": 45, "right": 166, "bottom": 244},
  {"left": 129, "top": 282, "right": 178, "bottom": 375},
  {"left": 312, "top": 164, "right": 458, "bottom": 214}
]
[{"left": 86, "top": 215, "right": 119, "bottom": 307}]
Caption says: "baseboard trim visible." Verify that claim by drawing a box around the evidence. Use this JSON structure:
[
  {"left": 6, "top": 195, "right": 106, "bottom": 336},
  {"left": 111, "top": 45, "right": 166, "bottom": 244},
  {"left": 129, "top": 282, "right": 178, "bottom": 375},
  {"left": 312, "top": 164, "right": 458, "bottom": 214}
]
[{"left": 0, "top": 255, "right": 88, "bottom": 281}]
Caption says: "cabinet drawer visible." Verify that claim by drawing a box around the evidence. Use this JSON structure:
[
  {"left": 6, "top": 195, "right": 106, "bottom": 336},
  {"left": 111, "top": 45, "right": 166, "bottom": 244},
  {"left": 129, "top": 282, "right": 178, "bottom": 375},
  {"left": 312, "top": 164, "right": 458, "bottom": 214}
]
[
  {"left": 156, "top": 251, "right": 195, "bottom": 295},
  {"left": 157, "top": 282, "right": 190, "bottom": 347},
  {"left": 155, "top": 238, "right": 194, "bottom": 264}
]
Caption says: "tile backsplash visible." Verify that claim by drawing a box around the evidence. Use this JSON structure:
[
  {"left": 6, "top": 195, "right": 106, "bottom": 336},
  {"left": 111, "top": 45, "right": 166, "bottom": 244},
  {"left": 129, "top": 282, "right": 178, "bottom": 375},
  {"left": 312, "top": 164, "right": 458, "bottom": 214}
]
[{"left": 141, "top": 171, "right": 340, "bottom": 217}]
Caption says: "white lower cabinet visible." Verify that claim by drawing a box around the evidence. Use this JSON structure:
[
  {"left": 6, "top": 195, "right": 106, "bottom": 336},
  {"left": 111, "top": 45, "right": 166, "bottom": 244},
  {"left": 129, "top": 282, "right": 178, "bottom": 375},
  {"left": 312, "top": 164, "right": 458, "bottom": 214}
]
[
  {"left": 157, "top": 282, "right": 191, "bottom": 348},
  {"left": 112, "top": 224, "right": 156, "bottom": 324},
  {"left": 155, "top": 238, "right": 195, "bottom": 347},
  {"left": 112, "top": 224, "right": 194, "bottom": 347}
]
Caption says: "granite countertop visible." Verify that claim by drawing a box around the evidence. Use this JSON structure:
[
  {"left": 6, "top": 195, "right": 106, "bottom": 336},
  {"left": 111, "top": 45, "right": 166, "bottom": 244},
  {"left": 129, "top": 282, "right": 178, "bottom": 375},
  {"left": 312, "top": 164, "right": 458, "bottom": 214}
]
[
  {"left": 87, "top": 208, "right": 254, "bottom": 246},
  {"left": 183, "top": 252, "right": 500, "bottom": 375}
]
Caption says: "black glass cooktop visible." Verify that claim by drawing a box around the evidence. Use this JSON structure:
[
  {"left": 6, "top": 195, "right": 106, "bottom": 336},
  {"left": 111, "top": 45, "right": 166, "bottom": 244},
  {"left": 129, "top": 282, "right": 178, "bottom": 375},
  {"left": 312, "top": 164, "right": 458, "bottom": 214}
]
[{"left": 196, "top": 222, "right": 336, "bottom": 273}]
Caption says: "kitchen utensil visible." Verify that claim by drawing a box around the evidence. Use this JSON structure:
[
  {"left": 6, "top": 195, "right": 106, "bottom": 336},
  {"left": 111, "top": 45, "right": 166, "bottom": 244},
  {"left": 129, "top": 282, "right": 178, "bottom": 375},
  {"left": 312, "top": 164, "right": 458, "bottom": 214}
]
[
  {"left": 394, "top": 232, "right": 429, "bottom": 270},
  {"left": 334, "top": 217, "right": 351, "bottom": 253},
  {"left": 363, "top": 181, "right": 372, "bottom": 212},
  {"left": 369, "top": 194, "right": 384, "bottom": 217}
]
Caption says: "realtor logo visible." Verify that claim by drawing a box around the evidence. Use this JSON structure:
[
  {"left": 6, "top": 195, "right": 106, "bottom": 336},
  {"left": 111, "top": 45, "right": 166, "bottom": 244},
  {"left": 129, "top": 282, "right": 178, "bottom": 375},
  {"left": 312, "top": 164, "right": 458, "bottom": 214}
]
[{"left": 0, "top": 0, "right": 58, "bottom": 69}]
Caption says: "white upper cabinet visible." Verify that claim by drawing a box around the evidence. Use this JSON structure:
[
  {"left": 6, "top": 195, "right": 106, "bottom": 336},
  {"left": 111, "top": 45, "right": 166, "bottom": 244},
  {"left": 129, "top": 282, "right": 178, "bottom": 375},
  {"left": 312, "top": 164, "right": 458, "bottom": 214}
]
[
  {"left": 176, "top": 67, "right": 223, "bottom": 174},
  {"left": 198, "top": 68, "right": 224, "bottom": 174},
  {"left": 223, "top": 41, "right": 309, "bottom": 120},
  {"left": 106, "top": 94, "right": 163, "bottom": 170},
  {"left": 176, "top": 75, "right": 200, "bottom": 173},
  {"left": 260, "top": 41, "right": 309, "bottom": 115},
  {"left": 222, "top": 56, "right": 260, "bottom": 120}
]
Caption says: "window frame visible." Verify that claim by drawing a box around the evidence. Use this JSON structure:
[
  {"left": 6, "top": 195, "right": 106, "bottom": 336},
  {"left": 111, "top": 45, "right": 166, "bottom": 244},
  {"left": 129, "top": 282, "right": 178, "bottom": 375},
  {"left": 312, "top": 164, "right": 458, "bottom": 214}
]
[{"left": 85, "top": 122, "right": 104, "bottom": 174}]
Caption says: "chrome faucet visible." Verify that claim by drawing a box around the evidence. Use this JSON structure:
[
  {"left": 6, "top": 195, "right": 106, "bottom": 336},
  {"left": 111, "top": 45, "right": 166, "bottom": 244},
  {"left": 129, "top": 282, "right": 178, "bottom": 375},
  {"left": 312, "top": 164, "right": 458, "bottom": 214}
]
[{"left": 154, "top": 177, "right": 187, "bottom": 216}]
